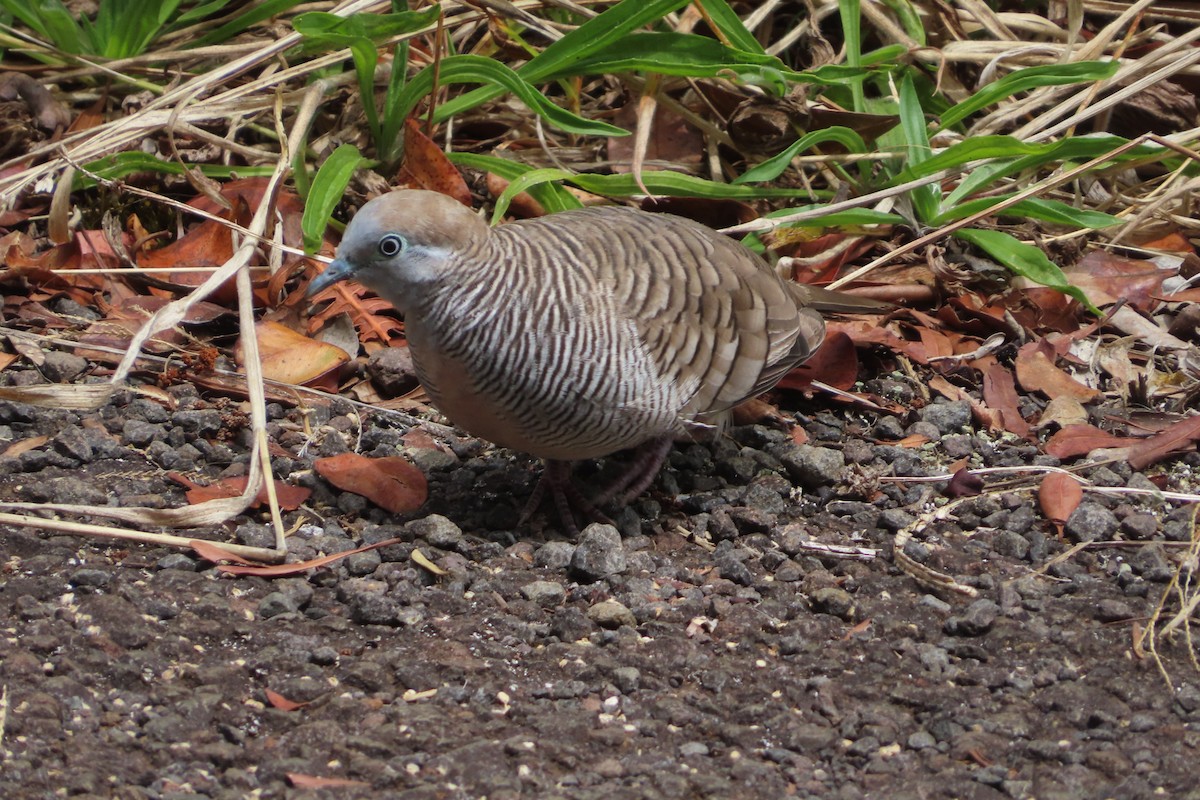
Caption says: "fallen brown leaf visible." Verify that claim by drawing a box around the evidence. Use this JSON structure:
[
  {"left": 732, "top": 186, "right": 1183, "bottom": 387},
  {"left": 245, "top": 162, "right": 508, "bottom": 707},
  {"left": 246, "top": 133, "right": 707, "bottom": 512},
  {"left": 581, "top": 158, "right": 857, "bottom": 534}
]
[
  {"left": 1039, "top": 472, "right": 1082, "bottom": 537},
  {"left": 313, "top": 452, "right": 427, "bottom": 514}
]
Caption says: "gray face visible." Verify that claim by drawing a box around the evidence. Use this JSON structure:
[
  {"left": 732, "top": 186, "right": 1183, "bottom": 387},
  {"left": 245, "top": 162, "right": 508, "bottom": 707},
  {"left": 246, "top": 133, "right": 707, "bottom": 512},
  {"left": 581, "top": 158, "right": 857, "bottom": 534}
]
[{"left": 305, "top": 191, "right": 482, "bottom": 306}]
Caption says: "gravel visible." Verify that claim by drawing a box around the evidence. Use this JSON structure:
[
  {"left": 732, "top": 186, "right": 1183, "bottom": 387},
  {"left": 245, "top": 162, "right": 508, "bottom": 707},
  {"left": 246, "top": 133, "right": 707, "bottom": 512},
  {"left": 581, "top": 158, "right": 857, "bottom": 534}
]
[{"left": 0, "top": 375, "right": 1193, "bottom": 799}]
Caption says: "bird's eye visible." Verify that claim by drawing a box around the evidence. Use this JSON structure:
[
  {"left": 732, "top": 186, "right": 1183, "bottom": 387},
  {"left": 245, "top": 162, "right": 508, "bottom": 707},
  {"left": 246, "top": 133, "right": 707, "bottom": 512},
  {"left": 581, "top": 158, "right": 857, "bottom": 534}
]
[{"left": 378, "top": 233, "right": 406, "bottom": 257}]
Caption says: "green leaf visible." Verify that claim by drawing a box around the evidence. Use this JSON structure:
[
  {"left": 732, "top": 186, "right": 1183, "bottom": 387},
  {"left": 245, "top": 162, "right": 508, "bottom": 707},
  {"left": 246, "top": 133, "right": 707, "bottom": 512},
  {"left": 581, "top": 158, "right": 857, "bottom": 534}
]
[
  {"left": 488, "top": 168, "right": 821, "bottom": 223},
  {"left": 548, "top": 32, "right": 787, "bottom": 79},
  {"left": 898, "top": 73, "right": 938, "bottom": 224},
  {"left": 302, "top": 144, "right": 368, "bottom": 254},
  {"left": 733, "top": 127, "right": 869, "bottom": 184},
  {"left": 934, "top": 197, "right": 1122, "bottom": 229},
  {"left": 192, "top": 0, "right": 313, "bottom": 48},
  {"left": 838, "top": 0, "right": 865, "bottom": 112},
  {"left": 433, "top": 0, "right": 689, "bottom": 123},
  {"left": 292, "top": 5, "right": 439, "bottom": 44},
  {"left": 878, "top": 0, "right": 925, "bottom": 46},
  {"left": 954, "top": 228, "right": 1099, "bottom": 313},
  {"left": 445, "top": 153, "right": 582, "bottom": 214},
  {"left": 696, "top": 0, "right": 765, "bottom": 54},
  {"left": 492, "top": 168, "right": 581, "bottom": 222},
  {"left": 763, "top": 207, "right": 905, "bottom": 227},
  {"left": 937, "top": 61, "right": 1120, "bottom": 131},
  {"left": 76, "top": 152, "right": 275, "bottom": 185},
  {"left": 947, "top": 135, "right": 1163, "bottom": 206},
  {"left": 35, "top": 0, "right": 87, "bottom": 54},
  {"left": 171, "top": 0, "right": 235, "bottom": 28},
  {"left": 393, "top": 55, "right": 629, "bottom": 138}
]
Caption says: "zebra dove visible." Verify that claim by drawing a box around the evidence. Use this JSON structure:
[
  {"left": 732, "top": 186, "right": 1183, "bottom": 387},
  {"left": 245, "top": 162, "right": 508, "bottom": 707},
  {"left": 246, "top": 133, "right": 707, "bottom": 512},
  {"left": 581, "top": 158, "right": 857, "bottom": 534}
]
[{"left": 308, "top": 190, "right": 829, "bottom": 528}]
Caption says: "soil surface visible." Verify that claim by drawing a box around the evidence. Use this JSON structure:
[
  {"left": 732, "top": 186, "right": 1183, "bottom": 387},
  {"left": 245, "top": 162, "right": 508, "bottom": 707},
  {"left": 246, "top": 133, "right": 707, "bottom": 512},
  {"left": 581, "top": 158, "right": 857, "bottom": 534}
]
[{"left": 0, "top": 369, "right": 1197, "bottom": 800}]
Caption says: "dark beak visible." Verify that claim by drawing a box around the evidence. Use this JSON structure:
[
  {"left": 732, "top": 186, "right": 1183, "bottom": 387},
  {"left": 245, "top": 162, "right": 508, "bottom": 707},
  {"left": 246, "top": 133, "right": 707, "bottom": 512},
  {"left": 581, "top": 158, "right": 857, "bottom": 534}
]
[{"left": 306, "top": 258, "right": 354, "bottom": 297}]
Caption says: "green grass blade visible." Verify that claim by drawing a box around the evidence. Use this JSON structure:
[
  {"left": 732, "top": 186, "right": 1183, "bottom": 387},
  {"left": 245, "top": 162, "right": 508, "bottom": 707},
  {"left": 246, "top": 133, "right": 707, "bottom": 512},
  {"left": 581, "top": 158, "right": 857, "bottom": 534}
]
[
  {"left": 394, "top": 55, "right": 629, "bottom": 137},
  {"left": 171, "top": 0, "right": 234, "bottom": 29},
  {"left": 302, "top": 144, "right": 368, "bottom": 253},
  {"left": 934, "top": 196, "right": 1122, "bottom": 229},
  {"left": 696, "top": 0, "right": 765, "bottom": 54},
  {"left": 937, "top": 61, "right": 1119, "bottom": 132},
  {"left": 76, "top": 152, "right": 275, "bottom": 185},
  {"left": 954, "top": 228, "right": 1099, "bottom": 313},
  {"left": 898, "top": 72, "right": 938, "bottom": 224},
  {"left": 192, "top": 0, "right": 310, "bottom": 48},
  {"left": 488, "top": 168, "right": 823, "bottom": 222},
  {"left": 445, "top": 153, "right": 582, "bottom": 214},
  {"left": 548, "top": 32, "right": 788, "bottom": 80},
  {"left": 733, "top": 127, "right": 869, "bottom": 184},
  {"left": 292, "top": 5, "right": 439, "bottom": 43},
  {"left": 433, "top": 0, "right": 689, "bottom": 123},
  {"left": 838, "top": 0, "right": 865, "bottom": 112},
  {"left": 934, "top": 135, "right": 1163, "bottom": 207}
]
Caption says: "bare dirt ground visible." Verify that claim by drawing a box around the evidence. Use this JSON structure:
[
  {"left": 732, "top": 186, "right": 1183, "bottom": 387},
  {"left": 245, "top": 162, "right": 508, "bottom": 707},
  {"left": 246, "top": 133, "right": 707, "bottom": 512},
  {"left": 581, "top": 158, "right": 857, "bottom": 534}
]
[{"left": 0, "top": 366, "right": 1196, "bottom": 800}]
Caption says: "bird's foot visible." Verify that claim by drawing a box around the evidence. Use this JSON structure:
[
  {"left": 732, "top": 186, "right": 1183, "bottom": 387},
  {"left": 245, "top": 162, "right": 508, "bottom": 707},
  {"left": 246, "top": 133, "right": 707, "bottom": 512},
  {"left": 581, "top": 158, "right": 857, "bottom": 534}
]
[
  {"left": 591, "top": 436, "right": 674, "bottom": 506},
  {"left": 519, "top": 459, "right": 613, "bottom": 537},
  {"left": 520, "top": 439, "right": 674, "bottom": 535}
]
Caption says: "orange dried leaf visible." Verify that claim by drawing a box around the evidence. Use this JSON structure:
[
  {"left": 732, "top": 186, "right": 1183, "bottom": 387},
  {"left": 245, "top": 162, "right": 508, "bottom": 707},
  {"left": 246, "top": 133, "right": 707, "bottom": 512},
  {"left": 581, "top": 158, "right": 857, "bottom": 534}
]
[
  {"left": 188, "top": 539, "right": 261, "bottom": 566},
  {"left": 265, "top": 688, "right": 307, "bottom": 711},
  {"left": 287, "top": 774, "right": 370, "bottom": 789},
  {"left": 982, "top": 363, "right": 1031, "bottom": 439},
  {"left": 779, "top": 331, "right": 859, "bottom": 391},
  {"left": 169, "top": 472, "right": 311, "bottom": 511},
  {"left": 1015, "top": 341, "right": 1100, "bottom": 402},
  {"left": 3, "top": 434, "right": 48, "bottom": 457},
  {"left": 1127, "top": 415, "right": 1200, "bottom": 471},
  {"left": 397, "top": 118, "right": 472, "bottom": 205},
  {"left": 1039, "top": 472, "right": 1082, "bottom": 531},
  {"left": 1044, "top": 424, "right": 1130, "bottom": 459},
  {"left": 314, "top": 452, "right": 428, "bottom": 514},
  {"left": 241, "top": 320, "right": 350, "bottom": 387},
  {"left": 216, "top": 537, "right": 404, "bottom": 577}
]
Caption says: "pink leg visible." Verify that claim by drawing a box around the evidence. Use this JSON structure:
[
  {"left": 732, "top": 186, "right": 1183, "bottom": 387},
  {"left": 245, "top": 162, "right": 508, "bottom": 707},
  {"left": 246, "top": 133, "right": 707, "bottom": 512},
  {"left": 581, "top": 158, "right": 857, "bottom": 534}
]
[
  {"left": 592, "top": 436, "right": 674, "bottom": 506},
  {"left": 519, "top": 459, "right": 613, "bottom": 536}
]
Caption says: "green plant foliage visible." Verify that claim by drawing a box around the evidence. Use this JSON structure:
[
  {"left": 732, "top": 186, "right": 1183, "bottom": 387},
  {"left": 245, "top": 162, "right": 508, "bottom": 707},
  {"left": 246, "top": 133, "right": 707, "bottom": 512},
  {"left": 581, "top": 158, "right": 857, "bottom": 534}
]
[
  {"left": 0, "top": 0, "right": 307, "bottom": 58},
  {"left": 301, "top": 144, "right": 369, "bottom": 253},
  {"left": 294, "top": 5, "right": 441, "bottom": 167},
  {"left": 76, "top": 152, "right": 275, "bottom": 186},
  {"left": 954, "top": 228, "right": 1100, "bottom": 313}
]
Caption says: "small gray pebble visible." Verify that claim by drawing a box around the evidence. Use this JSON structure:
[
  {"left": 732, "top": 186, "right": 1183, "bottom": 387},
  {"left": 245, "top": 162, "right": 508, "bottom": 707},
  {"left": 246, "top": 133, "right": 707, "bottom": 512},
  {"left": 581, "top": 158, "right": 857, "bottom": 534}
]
[
  {"left": 809, "top": 587, "right": 855, "bottom": 621},
  {"left": 1064, "top": 502, "right": 1118, "bottom": 543},
  {"left": 259, "top": 591, "right": 299, "bottom": 618},
  {"left": 41, "top": 351, "right": 89, "bottom": 383},
  {"left": 993, "top": 531, "right": 1030, "bottom": 560},
  {"left": 714, "top": 551, "right": 755, "bottom": 586},
  {"left": 1095, "top": 599, "right": 1134, "bottom": 623},
  {"left": 1131, "top": 546, "right": 1173, "bottom": 583},
  {"left": 521, "top": 580, "right": 566, "bottom": 607},
  {"left": 409, "top": 514, "right": 463, "bottom": 550},
  {"left": 779, "top": 445, "right": 844, "bottom": 487},
  {"left": 612, "top": 666, "right": 640, "bottom": 693},
  {"left": 69, "top": 568, "right": 111, "bottom": 589},
  {"left": 345, "top": 549, "right": 382, "bottom": 576},
  {"left": 587, "top": 599, "right": 636, "bottom": 629},
  {"left": 534, "top": 541, "right": 575, "bottom": 570},
  {"left": 907, "top": 730, "right": 937, "bottom": 750},
  {"left": 156, "top": 553, "right": 197, "bottom": 571},
  {"left": 945, "top": 599, "right": 999, "bottom": 636},
  {"left": 920, "top": 401, "right": 972, "bottom": 434},
  {"left": 52, "top": 426, "right": 92, "bottom": 463},
  {"left": 570, "top": 524, "right": 626, "bottom": 582},
  {"left": 1120, "top": 512, "right": 1158, "bottom": 539}
]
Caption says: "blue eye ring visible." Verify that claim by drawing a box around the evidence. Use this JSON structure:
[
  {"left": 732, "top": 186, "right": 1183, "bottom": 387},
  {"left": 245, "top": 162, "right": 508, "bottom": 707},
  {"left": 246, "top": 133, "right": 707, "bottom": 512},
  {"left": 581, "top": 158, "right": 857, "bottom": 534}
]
[{"left": 379, "top": 233, "right": 406, "bottom": 257}]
